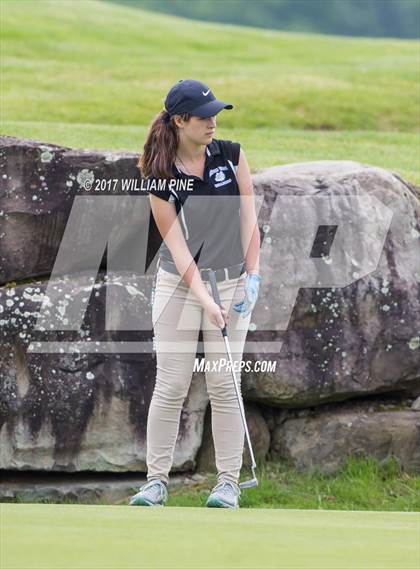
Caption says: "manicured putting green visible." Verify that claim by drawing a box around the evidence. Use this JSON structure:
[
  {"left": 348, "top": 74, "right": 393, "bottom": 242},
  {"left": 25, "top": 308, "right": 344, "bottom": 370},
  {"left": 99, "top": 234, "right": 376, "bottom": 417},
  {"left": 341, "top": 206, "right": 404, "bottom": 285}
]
[{"left": 2, "top": 504, "right": 419, "bottom": 569}]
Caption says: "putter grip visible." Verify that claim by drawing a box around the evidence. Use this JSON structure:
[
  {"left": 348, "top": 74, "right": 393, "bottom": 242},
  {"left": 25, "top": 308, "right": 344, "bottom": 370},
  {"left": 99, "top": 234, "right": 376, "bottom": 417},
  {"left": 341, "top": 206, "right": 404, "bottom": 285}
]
[{"left": 208, "top": 270, "right": 227, "bottom": 337}]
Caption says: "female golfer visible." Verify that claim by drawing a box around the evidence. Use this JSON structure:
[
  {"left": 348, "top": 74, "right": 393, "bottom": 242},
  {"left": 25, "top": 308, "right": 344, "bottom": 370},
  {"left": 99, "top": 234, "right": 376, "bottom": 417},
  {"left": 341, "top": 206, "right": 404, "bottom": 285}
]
[{"left": 130, "top": 79, "right": 261, "bottom": 508}]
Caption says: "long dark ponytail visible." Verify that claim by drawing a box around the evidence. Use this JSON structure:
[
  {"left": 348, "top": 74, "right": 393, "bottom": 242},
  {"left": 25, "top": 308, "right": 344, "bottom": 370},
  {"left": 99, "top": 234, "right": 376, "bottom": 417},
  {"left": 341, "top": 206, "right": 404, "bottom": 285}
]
[{"left": 138, "top": 109, "right": 191, "bottom": 179}]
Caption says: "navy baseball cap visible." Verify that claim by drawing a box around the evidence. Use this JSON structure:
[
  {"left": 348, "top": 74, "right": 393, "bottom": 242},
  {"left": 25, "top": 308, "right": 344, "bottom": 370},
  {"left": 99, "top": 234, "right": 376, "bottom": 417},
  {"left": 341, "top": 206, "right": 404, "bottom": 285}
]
[{"left": 164, "top": 79, "right": 233, "bottom": 118}]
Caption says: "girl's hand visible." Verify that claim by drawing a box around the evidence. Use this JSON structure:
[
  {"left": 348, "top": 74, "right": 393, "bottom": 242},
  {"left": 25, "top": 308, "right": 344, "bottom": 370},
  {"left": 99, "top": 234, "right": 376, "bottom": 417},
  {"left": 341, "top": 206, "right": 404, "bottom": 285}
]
[
  {"left": 234, "top": 272, "right": 262, "bottom": 317},
  {"left": 204, "top": 299, "right": 229, "bottom": 329}
]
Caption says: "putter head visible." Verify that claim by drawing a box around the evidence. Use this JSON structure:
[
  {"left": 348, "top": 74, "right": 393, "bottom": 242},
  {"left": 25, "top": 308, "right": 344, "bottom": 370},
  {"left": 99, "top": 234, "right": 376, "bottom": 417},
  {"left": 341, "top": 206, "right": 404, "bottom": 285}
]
[{"left": 239, "top": 477, "right": 258, "bottom": 489}]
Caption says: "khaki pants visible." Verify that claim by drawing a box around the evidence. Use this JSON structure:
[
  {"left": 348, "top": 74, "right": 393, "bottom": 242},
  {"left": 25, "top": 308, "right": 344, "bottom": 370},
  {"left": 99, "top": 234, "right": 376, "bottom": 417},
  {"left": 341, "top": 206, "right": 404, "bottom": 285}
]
[{"left": 147, "top": 266, "right": 251, "bottom": 486}]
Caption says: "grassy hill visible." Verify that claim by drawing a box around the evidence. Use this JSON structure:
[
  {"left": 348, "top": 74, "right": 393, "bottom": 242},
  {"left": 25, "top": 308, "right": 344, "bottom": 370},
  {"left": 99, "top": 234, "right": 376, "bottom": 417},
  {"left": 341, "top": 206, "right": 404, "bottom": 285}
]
[
  {"left": 2, "top": 0, "right": 419, "bottom": 183},
  {"left": 105, "top": 0, "right": 420, "bottom": 39}
]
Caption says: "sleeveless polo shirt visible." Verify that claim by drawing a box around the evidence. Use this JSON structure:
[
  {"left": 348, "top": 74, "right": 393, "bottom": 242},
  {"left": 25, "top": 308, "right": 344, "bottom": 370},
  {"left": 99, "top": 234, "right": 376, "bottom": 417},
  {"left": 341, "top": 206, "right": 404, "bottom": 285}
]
[{"left": 146, "top": 138, "right": 244, "bottom": 270}]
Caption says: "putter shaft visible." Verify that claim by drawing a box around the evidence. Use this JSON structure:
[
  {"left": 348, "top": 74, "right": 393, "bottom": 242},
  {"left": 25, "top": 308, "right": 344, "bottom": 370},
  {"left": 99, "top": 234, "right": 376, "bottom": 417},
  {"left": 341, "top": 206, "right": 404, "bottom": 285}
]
[{"left": 208, "top": 270, "right": 258, "bottom": 489}]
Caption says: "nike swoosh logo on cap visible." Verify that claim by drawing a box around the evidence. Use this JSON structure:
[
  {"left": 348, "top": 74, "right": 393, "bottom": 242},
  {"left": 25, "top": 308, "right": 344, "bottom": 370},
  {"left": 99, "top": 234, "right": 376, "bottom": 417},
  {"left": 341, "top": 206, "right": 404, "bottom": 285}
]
[{"left": 202, "top": 90, "right": 210, "bottom": 96}]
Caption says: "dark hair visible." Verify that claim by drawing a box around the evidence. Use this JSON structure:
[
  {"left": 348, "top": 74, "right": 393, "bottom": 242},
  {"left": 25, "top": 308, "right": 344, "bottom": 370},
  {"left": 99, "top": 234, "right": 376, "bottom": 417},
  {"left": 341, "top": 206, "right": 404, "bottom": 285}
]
[{"left": 138, "top": 109, "right": 191, "bottom": 179}]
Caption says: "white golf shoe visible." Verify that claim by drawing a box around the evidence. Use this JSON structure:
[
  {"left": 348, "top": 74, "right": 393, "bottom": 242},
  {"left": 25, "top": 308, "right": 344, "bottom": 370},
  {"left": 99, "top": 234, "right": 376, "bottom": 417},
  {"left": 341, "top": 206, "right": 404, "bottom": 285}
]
[
  {"left": 206, "top": 479, "right": 241, "bottom": 509},
  {"left": 129, "top": 479, "right": 168, "bottom": 506}
]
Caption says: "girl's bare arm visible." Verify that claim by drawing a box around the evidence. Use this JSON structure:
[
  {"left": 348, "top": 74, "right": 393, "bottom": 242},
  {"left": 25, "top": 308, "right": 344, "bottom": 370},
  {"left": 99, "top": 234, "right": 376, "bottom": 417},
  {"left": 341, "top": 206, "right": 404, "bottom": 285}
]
[
  {"left": 149, "top": 194, "right": 213, "bottom": 308},
  {"left": 236, "top": 149, "right": 261, "bottom": 274}
]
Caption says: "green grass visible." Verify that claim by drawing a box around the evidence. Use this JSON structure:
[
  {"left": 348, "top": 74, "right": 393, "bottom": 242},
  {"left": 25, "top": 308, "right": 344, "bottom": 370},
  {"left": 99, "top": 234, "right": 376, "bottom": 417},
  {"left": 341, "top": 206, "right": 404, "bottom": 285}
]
[
  {"left": 164, "top": 455, "right": 420, "bottom": 512},
  {"left": 2, "top": 0, "right": 419, "bottom": 184},
  {"left": 2, "top": 502, "right": 419, "bottom": 569},
  {"left": 7, "top": 456, "right": 420, "bottom": 512},
  {"left": 2, "top": 120, "right": 418, "bottom": 185},
  {"left": 3, "top": 457, "right": 419, "bottom": 568}
]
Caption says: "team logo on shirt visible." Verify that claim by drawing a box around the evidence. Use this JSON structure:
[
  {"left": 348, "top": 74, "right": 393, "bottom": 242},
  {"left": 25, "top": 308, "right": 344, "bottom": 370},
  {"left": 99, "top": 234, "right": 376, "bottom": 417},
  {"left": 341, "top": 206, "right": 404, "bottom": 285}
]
[{"left": 209, "top": 166, "right": 232, "bottom": 189}]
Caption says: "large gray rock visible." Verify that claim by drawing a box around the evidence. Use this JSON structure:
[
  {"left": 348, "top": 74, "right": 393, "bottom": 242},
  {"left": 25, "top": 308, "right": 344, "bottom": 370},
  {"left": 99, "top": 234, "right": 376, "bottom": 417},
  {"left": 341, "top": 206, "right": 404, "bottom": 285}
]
[
  {"left": 0, "top": 136, "right": 157, "bottom": 285},
  {"left": 243, "top": 161, "right": 420, "bottom": 406},
  {"left": 1, "top": 136, "right": 419, "bottom": 478},
  {"left": 0, "top": 472, "right": 207, "bottom": 504},
  {"left": 2, "top": 137, "right": 418, "bottom": 409},
  {"left": 269, "top": 397, "right": 420, "bottom": 474},
  {"left": 0, "top": 275, "right": 209, "bottom": 472}
]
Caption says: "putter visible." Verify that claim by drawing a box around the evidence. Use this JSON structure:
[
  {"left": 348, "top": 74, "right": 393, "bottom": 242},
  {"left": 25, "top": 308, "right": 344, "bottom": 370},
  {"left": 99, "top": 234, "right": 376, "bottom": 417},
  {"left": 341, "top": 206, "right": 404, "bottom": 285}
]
[{"left": 208, "top": 269, "right": 258, "bottom": 490}]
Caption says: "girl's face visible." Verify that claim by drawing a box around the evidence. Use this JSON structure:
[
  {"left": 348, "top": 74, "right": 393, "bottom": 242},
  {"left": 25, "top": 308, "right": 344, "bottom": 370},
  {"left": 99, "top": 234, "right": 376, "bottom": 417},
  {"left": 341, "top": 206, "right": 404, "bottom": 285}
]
[{"left": 175, "top": 114, "right": 217, "bottom": 146}]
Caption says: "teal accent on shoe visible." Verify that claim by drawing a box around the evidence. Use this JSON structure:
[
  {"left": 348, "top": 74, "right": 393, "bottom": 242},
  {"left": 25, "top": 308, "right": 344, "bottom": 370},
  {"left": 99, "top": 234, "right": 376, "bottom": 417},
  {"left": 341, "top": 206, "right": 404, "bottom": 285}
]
[
  {"left": 129, "top": 494, "right": 155, "bottom": 507},
  {"left": 129, "top": 479, "right": 168, "bottom": 506},
  {"left": 205, "top": 479, "right": 241, "bottom": 509},
  {"left": 206, "top": 496, "right": 239, "bottom": 508}
]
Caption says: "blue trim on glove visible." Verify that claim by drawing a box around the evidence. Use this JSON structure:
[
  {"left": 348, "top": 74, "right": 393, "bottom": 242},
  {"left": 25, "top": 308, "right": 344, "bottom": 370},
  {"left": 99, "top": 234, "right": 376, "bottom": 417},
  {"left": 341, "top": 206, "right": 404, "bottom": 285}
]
[{"left": 233, "top": 272, "right": 262, "bottom": 317}]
